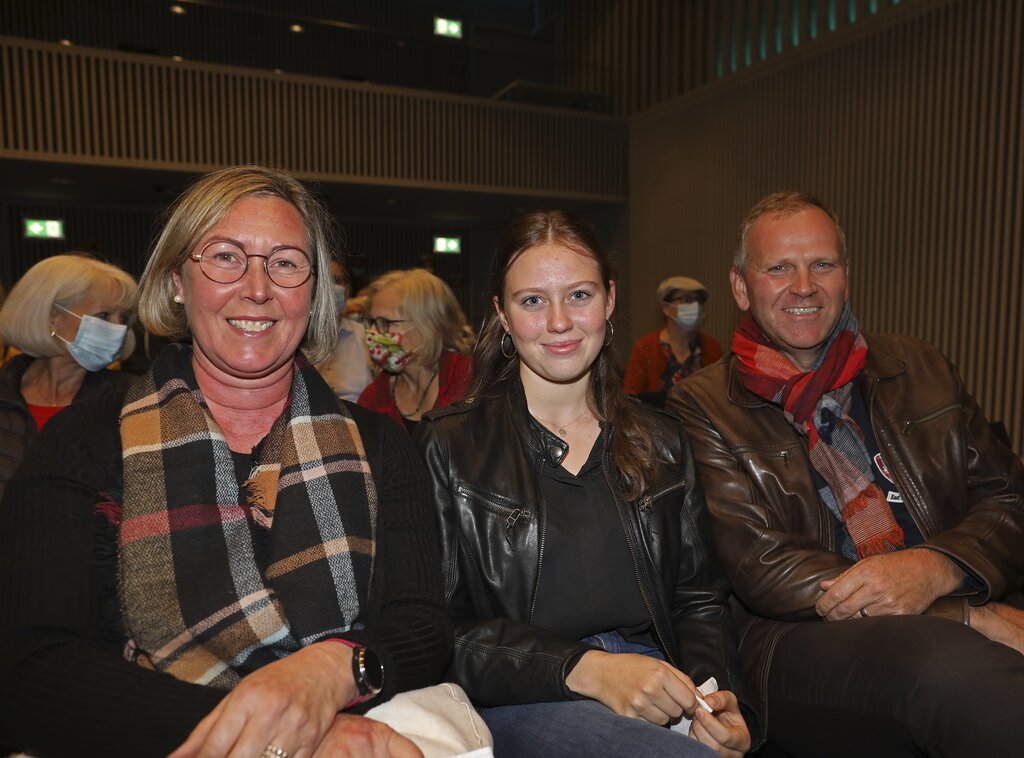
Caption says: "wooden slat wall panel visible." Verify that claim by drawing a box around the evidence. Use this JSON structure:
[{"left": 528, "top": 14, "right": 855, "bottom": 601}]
[
  {"left": 558, "top": 0, "right": 922, "bottom": 116},
  {"left": 0, "top": 35, "right": 627, "bottom": 201},
  {"left": 628, "top": 0, "right": 1024, "bottom": 454}
]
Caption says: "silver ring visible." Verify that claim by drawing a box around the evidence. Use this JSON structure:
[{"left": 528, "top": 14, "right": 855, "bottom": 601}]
[
  {"left": 261, "top": 746, "right": 288, "bottom": 758},
  {"left": 859, "top": 608, "right": 870, "bottom": 618}
]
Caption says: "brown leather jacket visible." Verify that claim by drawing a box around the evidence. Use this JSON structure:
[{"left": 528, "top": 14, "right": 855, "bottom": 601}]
[{"left": 668, "top": 333, "right": 1024, "bottom": 724}]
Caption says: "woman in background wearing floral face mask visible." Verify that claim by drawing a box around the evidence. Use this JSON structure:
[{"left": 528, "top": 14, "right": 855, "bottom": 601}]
[
  {"left": 357, "top": 268, "right": 474, "bottom": 431},
  {"left": 0, "top": 253, "right": 137, "bottom": 502},
  {"left": 623, "top": 276, "right": 723, "bottom": 408}
]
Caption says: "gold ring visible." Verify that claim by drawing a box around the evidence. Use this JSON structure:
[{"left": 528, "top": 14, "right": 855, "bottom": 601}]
[{"left": 261, "top": 746, "right": 288, "bottom": 758}]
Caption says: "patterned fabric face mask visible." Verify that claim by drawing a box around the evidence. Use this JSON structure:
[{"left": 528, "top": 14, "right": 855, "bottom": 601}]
[{"left": 366, "top": 328, "right": 412, "bottom": 374}]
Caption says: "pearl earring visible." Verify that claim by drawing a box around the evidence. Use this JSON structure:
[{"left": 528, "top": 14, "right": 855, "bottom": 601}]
[{"left": 173, "top": 294, "right": 184, "bottom": 304}]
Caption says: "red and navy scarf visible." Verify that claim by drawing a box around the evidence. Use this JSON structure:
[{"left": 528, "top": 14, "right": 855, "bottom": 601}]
[
  {"left": 733, "top": 305, "right": 904, "bottom": 559},
  {"left": 118, "top": 344, "right": 378, "bottom": 687}
]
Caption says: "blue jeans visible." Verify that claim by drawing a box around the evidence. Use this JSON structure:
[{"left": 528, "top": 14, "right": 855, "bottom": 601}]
[{"left": 481, "top": 631, "right": 716, "bottom": 758}]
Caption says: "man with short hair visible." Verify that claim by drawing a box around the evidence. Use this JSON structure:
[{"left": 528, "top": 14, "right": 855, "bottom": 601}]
[{"left": 668, "top": 191, "right": 1024, "bottom": 757}]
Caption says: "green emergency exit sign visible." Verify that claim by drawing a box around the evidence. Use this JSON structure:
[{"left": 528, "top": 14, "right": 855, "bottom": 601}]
[
  {"left": 24, "top": 219, "right": 65, "bottom": 239},
  {"left": 434, "top": 17, "right": 463, "bottom": 38},
  {"left": 433, "top": 236, "right": 461, "bottom": 253}
]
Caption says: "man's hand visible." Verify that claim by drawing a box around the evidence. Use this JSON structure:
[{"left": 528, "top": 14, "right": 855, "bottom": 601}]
[
  {"left": 689, "top": 690, "right": 751, "bottom": 757},
  {"left": 816, "top": 548, "right": 965, "bottom": 620},
  {"left": 969, "top": 602, "right": 1024, "bottom": 655},
  {"left": 565, "top": 650, "right": 701, "bottom": 725},
  {"left": 310, "top": 714, "right": 424, "bottom": 758}
]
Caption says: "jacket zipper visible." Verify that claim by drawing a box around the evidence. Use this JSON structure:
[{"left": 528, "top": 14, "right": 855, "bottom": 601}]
[
  {"left": 601, "top": 453, "right": 678, "bottom": 668},
  {"left": 872, "top": 393, "right": 991, "bottom": 594},
  {"left": 865, "top": 379, "right": 932, "bottom": 539},
  {"left": 899, "top": 402, "right": 961, "bottom": 431},
  {"left": 528, "top": 455, "right": 547, "bottom": 623},
  {"left": 637, "top": 479, "right": 688, "bottom": 513},
  {"left": 454, "top": 483, "right": 531, "bottom": 551},
  {"left": 731, "top": 445, "right": 792, "bottom": 466}
]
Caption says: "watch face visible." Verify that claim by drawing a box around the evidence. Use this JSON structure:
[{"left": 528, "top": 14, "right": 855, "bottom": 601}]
[{"left": 359, "top": 646, "right": 384, "bottom": 693}]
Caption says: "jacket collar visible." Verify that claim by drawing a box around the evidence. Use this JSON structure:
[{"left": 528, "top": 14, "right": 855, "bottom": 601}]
[
  {"left": 860, "top": 333, "right": 908, "bottom": 382},
  {"left": 504, "top": 374, "right": 570, "bottom": 467},
  {"left": 725, "top": 331, "right": 909, "bottom": 409},
  {"left": 0, "top": 354, "right": 34, "bottom": 409}
]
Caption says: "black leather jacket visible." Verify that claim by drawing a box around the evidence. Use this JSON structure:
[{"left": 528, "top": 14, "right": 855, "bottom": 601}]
[{"left": 416, "top": 379, "right": 754, "bottom": 726}]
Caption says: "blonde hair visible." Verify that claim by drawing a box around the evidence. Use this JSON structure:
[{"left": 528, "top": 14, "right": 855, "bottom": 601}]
[
  {"left": 366, "top": 269, "right": 472, "bottom": 365},
  {"left": 0, "top": 254, "right": 137, "bottom": 360},
  {"left": 137, "top": 165, "right": 338, "bottom": 364}
]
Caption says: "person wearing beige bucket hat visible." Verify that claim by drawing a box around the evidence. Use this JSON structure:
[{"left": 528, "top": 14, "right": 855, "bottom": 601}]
[{"left": 623, "top": 275, "right": 723, "bottom": 406}]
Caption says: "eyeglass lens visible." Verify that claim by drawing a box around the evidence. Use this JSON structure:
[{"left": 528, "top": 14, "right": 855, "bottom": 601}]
[
  {"left": 198, "top": 241, "right": 312, "bottom": 287},
  {"left": 667, "top": 293, "right": 701, "bottom": 304},
  {"left": 365, "top": 316, "right": 398, "bottom": 332}
]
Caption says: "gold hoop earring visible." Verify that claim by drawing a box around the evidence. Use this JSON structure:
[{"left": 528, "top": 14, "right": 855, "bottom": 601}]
[{"left": 603, "top": 320, "right": 615, "bottom": 347}]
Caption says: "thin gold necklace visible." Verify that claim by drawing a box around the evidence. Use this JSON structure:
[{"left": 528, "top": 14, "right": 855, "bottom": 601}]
[
  {"left": 391, "top": 367, "right": 440, "bottom": 420},
  {"left": 532, "top": 408, "right": 591, "bottom": 437}
]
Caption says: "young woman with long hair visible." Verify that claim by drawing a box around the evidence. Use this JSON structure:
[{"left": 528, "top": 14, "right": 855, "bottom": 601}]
[{"left": 416, "top": 210, "right": 758, "bottom": 757}]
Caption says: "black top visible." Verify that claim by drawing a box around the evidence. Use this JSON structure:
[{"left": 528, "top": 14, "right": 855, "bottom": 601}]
[
  {"left": 0, "top": 377, "right": 451, "bottom": 758},
  {"left": 417, "top": 378, "right": 757, "bottom": 740},
  {"left": 534, "top": 434, "right": 653, "bottom": 645}
]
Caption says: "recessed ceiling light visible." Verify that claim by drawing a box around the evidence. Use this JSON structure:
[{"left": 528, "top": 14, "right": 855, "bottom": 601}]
[
  {"left": 289, "top": 23, "right": 304, "bottom": 33},
  {"left": 170, "top": 4, "right": 186, "bottom": 15},
  {"left": 58, "top": 39, "right": 72, "bottom": 46}
]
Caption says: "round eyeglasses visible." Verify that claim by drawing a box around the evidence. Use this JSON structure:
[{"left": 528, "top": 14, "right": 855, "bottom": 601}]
[{"left": 190, "top": 241, "right": 314, "bottom": 288}]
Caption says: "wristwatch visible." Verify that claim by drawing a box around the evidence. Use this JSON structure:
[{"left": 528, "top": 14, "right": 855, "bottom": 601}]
[
  {"left": 350, "top": 644, "right": 384, "bottom": 702},
  {"left": 328, "top": 638, "right": 384, "bottom": 706}
]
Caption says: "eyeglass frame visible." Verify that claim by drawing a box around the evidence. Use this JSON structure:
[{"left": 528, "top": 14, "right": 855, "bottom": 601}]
[
  {"left": 662, "top": 291, "right": 706, "bottom": 305},
  {"left": 362, "top": 315, "right": 409, "bottom": 334},
  {"left": 188, "top": 240, "right": 316, "bottom": 288}
]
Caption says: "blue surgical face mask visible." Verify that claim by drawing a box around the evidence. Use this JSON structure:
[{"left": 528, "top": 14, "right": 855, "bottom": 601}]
[
  {"left": 333, "top": 284, "right": 347, "bottom": 316},
  {"left": 674, "top": 302, "right": 704, "bottom": 330},
  {"left": 53, "top": 303, "right": 128, "bottom": 371}
]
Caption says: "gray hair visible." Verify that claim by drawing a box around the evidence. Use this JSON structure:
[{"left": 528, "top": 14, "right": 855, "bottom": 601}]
[
  {"left": 0, "top": 254, "right": 137, "bottom": 359},
  {"left": 734, "top": 191, "right": 847, "bottom": 272}
]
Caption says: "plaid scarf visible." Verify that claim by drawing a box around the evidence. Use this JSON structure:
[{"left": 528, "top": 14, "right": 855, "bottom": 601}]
[
  {"left": 732, "top": 305, "right": 904, "bottom": 559},
  {"left": 118, "top": 344, "right": 377, "bottom": 688}
]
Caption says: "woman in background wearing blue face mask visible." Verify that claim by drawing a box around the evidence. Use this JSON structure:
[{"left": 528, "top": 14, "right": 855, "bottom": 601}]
[
  {"left": 357, "top": 268, "right": 474, "bottom": 432},
  {"left": 0, "top": 253, "right": 137, "bottom": 501},
  {"left": 623, "top": 276, "right": 723, "bottom": 408},
  {"left": 316, "top": 259, "right": 374, "bottom": 402}
]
